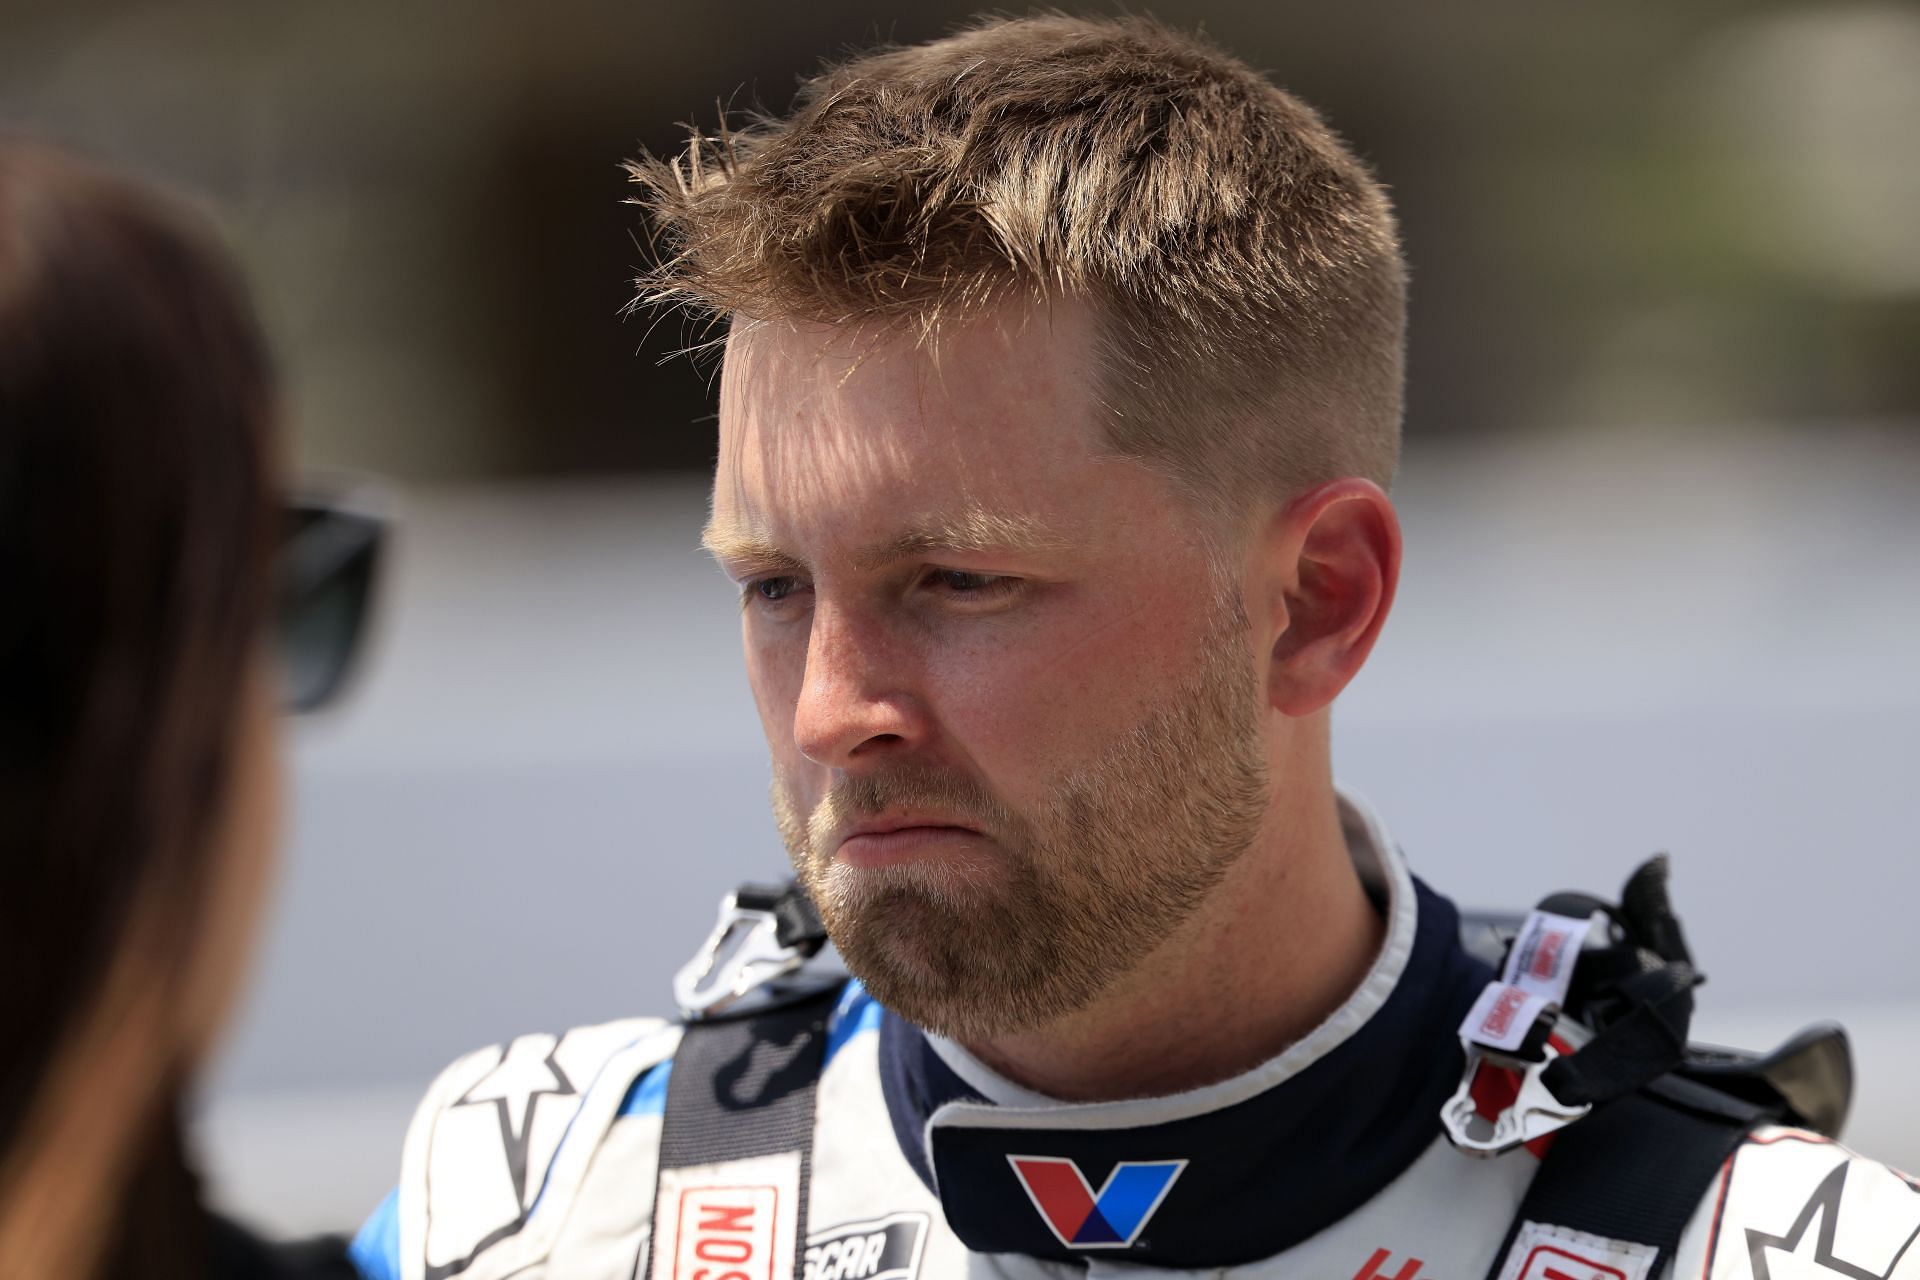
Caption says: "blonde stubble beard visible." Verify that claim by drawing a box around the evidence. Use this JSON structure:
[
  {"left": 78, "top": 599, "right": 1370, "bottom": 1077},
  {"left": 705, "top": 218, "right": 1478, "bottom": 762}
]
[{"left": 770, "top": 604, "right": 1270, "bottom": 1041}]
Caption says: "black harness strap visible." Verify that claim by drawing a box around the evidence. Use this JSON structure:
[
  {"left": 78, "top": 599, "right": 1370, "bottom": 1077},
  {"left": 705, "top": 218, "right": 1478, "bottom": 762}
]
[
  {"left": 643, "top": 984, "right": 841, "bottom": 1280},
  {"left": 1483, "top": 1081, "right": 1765, "bottom": 1280},
  {"left": 1543, "top": 962, "right": 1699, "bottom": 1108}
]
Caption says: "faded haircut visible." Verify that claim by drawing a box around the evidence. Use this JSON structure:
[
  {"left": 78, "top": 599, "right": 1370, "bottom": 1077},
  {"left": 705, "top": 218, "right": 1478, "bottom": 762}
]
[{"left": 629, "top": 14, "right": 1407, "bottom": 523}]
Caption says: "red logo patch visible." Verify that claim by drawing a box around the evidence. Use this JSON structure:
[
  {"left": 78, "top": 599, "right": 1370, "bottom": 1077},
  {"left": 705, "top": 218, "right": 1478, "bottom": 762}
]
[
  {"left": 1526, "top": 929, "right": 1569, "bottom": 981},
  {"left": 670, "top": 1186, "right": 782, "bottom": 1280},
  {"left": 1516, "top": 1245, "right": 1629, "bottom": 1280},
  {"left": 1479, "top": 986, "right": 1530, "bottom": 1040}
]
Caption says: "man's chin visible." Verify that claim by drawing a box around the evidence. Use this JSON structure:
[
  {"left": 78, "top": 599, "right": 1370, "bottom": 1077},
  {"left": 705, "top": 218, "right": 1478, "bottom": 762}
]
[
  {"left": 839, "top": 935, "right": 1038, "bottom": 1041},
  {"left": 818, "top": 847, "right": 1004, "bottom": 914},
  {"left": 822, "top": 880, "right": 1007, "bottom": 1029},
  {"left": 844, "top": 947, "right": 1101, "bottom": 1044},
  {"left": 819, "top": 883, "right": 1113, "bottom": 1042},
  {"left": 819, "top": 871, "right": 988, "bottom": 964}
]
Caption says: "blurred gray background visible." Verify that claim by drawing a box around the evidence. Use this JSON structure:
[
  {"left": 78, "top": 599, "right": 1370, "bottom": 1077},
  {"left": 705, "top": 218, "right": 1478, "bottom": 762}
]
[{"left": 3, "top": 0, "right": 1916, "bottom": 1234}]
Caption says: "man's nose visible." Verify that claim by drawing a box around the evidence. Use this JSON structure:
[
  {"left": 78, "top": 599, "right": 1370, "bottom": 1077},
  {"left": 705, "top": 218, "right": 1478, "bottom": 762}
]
[{"left": 792, "top": 604, "right": 926, "bottom": 768}]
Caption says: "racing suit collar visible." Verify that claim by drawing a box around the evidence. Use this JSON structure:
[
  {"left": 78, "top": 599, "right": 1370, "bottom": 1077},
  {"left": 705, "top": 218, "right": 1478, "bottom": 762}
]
[{"left": 875, "top": 786, "right": 1495, "bottom": 1266}]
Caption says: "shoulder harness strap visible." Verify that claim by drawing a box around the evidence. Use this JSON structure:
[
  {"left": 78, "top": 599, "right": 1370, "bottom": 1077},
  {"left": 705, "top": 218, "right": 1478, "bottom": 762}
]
[
  {"left": 644, "top": 883, "right": 844, "bottom": 1280},
  {"left": 1484, "top": 1078, "right": 1765, "bottom": 1280}
]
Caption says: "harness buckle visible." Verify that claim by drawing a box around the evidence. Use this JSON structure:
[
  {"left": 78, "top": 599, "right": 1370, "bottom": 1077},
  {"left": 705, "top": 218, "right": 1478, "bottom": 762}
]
[
  {"left": 1442, "top": 1044, "right": 1592, "bottom": 1157},
  {"left": 673, "top": 892, "right": 810, "bottom": 1020}
]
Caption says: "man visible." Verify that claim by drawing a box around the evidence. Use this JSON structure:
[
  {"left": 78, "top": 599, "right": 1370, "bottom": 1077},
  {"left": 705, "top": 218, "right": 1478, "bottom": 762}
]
[{"left": 353, "top": 16, "right": 1917, "bottom": 1280}]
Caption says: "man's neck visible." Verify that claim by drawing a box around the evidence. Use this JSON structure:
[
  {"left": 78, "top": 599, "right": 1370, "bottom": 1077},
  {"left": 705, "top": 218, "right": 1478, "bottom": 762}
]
[{"left": 958, "top": 784, "right": 1387, "bottom": 1102}]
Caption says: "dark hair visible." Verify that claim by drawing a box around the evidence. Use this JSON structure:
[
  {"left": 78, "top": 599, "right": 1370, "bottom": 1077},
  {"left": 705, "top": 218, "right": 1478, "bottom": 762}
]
[{"left": 0, "top": 140, "right": 277, "bottom": 1275}]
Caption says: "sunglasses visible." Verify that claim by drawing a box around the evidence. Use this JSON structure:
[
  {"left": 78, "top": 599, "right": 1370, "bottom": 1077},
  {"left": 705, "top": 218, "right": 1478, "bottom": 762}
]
[{"left": 278, "top": 488, "right": 389, "bottom": 713}]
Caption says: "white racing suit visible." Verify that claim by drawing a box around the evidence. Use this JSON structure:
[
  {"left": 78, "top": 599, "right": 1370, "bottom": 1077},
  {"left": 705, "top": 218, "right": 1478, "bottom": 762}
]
[{"left": 350, "top": 792, "right": 1920, "bottom": 1280}]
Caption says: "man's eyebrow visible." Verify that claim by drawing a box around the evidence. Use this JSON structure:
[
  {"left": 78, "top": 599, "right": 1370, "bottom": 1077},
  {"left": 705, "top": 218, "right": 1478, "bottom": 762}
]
[
  {"left": 702, "top": 510, "right": 1070, "bottom": 575},
  {"left": 853, "top": 511, "right": 1070, "bottom": 570},
  {"left": 700, "top": 523, "right": 802, "bottom": 574}
]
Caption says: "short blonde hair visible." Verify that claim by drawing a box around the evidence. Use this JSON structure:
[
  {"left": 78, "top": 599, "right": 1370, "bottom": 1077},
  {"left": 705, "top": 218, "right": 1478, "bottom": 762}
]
[{"left": 631, "top": 14, "right": 1406, "bottom": 517}]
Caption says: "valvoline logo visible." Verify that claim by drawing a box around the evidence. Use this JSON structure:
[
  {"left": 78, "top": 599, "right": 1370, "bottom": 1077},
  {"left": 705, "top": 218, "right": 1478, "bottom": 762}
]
[{"left": 1006, "top": 1155, "right": 1187, "bottom": 1249}]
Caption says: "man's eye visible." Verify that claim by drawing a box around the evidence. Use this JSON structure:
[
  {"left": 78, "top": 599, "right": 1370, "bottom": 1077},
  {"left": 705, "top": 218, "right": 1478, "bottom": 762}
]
[
  {"left": 743, "top": 576, "right": 807, "bottom": 606},
  {"left": 929, "top": 569, "right": 1017, "bottom": 597}
]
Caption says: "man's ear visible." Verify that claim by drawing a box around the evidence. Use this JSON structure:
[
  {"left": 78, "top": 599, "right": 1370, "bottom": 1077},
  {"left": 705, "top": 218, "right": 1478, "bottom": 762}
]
[{"left": 1256, "top": 478, "right": 1402, "bottom": 717}]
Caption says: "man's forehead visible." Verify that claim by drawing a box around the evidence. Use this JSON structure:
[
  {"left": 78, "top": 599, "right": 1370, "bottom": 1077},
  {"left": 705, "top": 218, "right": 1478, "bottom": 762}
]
[{"left": 710, "top": 299, "right": 1113, "bottom": 560}]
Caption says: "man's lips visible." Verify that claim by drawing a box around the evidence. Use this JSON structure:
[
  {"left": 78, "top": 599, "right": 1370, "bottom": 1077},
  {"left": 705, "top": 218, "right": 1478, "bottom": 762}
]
[
  {"left": 834, "top": 816, "right": 984, "bottom": 869},
  {"left": 844, "top": 814, "right": 982, "bottom": 839}
]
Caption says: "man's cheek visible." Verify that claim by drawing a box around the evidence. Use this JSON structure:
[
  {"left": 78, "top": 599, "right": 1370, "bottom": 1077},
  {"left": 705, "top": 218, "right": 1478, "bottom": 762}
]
[
  {"left": 768, "top": 765, "right": 825, "bottom": 864},
  {"left": 928, "top": 652, "right": 1108, "bottom": 765},
  {"left": 744, "top": 636, "right": 806, "bottom": 742}
]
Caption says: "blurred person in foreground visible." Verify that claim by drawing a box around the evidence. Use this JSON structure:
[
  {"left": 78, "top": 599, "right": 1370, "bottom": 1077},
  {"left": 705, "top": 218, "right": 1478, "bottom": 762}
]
[
  {"left": 0, "top": 140, "right": 375, "bottom": 1279},
  {"left": 359, "top": 16, "right": 1916, "bottom": 1280}
]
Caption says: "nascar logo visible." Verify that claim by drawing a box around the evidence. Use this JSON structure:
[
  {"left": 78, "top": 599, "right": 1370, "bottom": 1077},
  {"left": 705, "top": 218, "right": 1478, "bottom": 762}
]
[
  {"left": 1007, "top": 1155, "right": 1186, "bottom": 1249},
  {"left": 803, "top": 1213, "right": 928, "bottom": 1280}
]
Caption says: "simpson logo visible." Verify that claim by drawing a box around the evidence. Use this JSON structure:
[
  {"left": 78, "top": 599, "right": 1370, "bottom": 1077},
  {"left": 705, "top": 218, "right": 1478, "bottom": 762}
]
[
  {"left": 1522, "top": 928, "right": 1568, "bottom": 983},
  {"left": 1461, "top": 909, "right": 1591, "bottom": 1055},
  {"left": 1504, "top": 911, "right": 1591, "bottom": 1002},
  {"left": 1482, "top": 987, "right": 1530, "bottom": 1040},
  {"left": 651, "top": 1154, "right": 800, "bottom": 1280},
  {"left": 1008, "top": 1155, "right": 1186, "bottom": 1249},
  {"left": 1460, "top": 981, "right": 1552, "bottom": 1054},
  {"left": 803, "top": 1213, "right": 929, "bottom": 1280},
  {"left": 1494, "top": 1221, "right": 1655, "bottom": 1280}
]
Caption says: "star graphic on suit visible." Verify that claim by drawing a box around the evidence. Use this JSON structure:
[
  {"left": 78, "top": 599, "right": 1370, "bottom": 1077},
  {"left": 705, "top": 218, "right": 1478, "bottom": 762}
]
[
  {"left": 453, "top": 1034, "right": 577, "bottom": 1209},
  {"left": 1747, "top": 1159, "right": 1920, "bottom": 1280}
]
